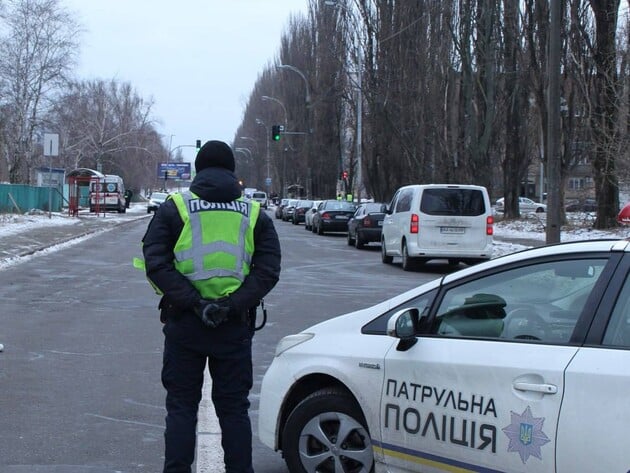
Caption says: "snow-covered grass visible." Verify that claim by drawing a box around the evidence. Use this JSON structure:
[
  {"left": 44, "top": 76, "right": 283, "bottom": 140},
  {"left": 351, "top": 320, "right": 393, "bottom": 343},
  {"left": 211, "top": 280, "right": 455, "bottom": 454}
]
[{"left": 0, "top": 206, "right": 627, "bottom": 262}]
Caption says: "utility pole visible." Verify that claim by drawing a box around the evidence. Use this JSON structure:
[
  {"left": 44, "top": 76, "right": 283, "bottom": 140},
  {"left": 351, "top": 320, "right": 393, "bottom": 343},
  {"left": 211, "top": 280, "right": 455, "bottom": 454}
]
[{"left": 546, "top": 0, "right": 561, "bottom": 244}]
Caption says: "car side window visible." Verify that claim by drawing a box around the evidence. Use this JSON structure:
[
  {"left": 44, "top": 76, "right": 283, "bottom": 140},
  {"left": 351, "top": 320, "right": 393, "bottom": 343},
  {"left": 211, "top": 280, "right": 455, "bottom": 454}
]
[
  {"left": 431, "top": 258, "right": 608, "bottom": 344},
  {"left": 388, "top": 191, "right": 400, "bottom": 213},
  {"left": 395, "top": 189, "right": 413, "bottom": 213},
  {"left": 362, "top": 289, "right": 437, "bottom": 335},
  {"left": 602, "top": 275, "right": 630, "bottom": 348}
]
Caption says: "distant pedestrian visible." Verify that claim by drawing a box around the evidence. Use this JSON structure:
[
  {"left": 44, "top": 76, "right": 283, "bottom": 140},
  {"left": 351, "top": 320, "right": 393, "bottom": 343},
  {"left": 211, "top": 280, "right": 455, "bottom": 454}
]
[
  {"left": 124, "top": 189, "right": 133, "bottom": 208},
  {"left": 139, "top": 140, "right": 281, "bottom": 473}
]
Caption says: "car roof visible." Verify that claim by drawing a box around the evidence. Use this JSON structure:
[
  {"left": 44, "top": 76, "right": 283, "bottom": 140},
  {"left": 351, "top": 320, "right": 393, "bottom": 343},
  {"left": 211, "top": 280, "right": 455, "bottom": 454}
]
[{"left": 443, "top": 239, "right": 629, "bottom": 285}]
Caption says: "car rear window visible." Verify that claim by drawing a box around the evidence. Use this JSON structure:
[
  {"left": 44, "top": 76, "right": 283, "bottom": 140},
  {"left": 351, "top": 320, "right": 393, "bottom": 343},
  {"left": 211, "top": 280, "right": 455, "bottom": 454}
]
[{"left": 420, "top": 189, "right": 486, "bottom": 216}]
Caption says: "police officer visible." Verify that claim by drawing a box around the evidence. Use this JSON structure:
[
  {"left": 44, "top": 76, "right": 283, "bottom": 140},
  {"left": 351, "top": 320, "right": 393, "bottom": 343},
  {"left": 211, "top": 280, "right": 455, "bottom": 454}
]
[{"left": 141, "top": 140, "right": 281, "bottom": 473}]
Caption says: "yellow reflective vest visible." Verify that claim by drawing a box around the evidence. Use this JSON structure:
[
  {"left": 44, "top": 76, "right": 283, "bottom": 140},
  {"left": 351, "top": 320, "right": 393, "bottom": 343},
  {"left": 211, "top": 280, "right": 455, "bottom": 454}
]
[
  {"left": 171, "top": 191, "right": 260, "bottom": 299},
  {"left": 134, "top": 191, "right": 260, "bottom": 299}
]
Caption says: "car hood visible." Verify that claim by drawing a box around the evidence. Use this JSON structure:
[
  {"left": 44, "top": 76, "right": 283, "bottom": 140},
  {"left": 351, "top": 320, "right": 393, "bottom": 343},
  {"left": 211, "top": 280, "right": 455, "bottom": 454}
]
[{"left": 298, "top": 277, "right": 443, "bottom": 335}]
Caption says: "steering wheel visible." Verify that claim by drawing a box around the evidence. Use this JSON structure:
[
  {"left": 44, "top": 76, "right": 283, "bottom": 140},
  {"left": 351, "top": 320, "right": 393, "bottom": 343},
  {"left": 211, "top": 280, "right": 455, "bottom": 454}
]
[{"left": 502, "top": 306, "right": 549, "bottom": 341}]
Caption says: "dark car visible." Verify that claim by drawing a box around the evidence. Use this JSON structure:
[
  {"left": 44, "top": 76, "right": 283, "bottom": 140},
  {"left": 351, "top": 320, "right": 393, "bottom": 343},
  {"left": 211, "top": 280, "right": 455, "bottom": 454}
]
[
  {"left": 347, "top": 202, "right": 388, "bottom": 249},
  {"left": 311, "top": 200, "right": 357, "bottom": 235},
  {"left": 566, "top": 198, "right": 597, "bottom": 212},
  {"left": 275, "top": 198, "right": 289, "bottom": 219},
  {"left": 282, "top": 199, "right": 299, "bottom": 222},
  {"left": 292, "top": 199, "right": 314, "bottom": 225}
]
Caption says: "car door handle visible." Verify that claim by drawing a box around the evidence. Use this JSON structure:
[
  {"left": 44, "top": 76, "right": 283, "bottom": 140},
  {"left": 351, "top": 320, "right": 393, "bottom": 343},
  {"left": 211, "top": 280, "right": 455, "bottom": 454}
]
[{"left": 513, "top": 382, "right": 557, "bottom": 394}]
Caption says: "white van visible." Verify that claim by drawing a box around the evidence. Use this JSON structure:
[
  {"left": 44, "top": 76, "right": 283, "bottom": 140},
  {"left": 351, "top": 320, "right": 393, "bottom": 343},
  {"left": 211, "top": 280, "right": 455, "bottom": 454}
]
[
  {"left": 381, "top": 184, "right": 493, "bottom": 270},
  {"left": 250, "top": 191, "right": 268, "bottom": 209},
  {"left": 89, "top": 174, "right": 126, "bottom": 213}
]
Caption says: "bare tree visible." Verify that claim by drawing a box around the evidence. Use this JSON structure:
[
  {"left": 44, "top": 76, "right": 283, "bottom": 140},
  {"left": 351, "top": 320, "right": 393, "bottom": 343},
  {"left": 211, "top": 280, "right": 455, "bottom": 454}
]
[
  {"left": 47, "top": 79, "right": 164, "bottom": 192},
  {"left": 0, "top": 0, "right": 80, "bottom": 183}
]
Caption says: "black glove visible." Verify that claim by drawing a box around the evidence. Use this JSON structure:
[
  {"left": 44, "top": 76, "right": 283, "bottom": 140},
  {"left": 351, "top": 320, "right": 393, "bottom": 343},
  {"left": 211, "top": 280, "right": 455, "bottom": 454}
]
[{"left": 194, "top": 298, "right": 231, "bottom": 328}]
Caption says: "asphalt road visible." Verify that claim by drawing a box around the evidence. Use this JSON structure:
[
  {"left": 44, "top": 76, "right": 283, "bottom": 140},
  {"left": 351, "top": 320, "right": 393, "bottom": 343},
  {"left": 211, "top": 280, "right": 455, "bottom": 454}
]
[{"left": 0, "top": 210, "right": 449, "bottom": 472}]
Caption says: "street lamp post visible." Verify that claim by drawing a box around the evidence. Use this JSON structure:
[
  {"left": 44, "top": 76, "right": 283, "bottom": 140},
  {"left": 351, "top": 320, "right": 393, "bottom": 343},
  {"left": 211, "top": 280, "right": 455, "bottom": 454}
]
[
  {"left": 255, "top": 118, "right": 271, "bottom": 191},
  {"left": 277, "top": 63, "right": 313, "bottom": 197},
  {"left": 261, "top": 95, "right": 288, "bottom": 131},
  {"left": 261, "top": 96, "right": 289, "bottom": 197},
  {"left": 324, "top": 0, "right": 363, "bottom": 202}
]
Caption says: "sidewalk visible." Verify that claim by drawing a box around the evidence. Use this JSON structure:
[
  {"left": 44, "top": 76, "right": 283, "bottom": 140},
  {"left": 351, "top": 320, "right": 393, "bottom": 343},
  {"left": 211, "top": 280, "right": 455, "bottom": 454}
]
[{"left": 0, "top": 208, "right": 150, "bottom": 264}]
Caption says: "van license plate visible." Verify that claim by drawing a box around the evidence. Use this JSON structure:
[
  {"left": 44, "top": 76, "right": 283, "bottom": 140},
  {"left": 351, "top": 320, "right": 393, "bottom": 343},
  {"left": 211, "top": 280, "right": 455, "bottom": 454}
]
[
  {"left": 440, "top": 226, "right": 465, "bottom": 234},
  {"left": 336, "top": 215, "right": 348, "bottom": 220}
]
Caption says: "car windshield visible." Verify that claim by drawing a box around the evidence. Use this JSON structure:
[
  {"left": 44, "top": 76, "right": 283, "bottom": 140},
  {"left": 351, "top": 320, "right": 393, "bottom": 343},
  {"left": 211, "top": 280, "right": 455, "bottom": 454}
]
[
  {"left": 151, "top": 192, "right": 168, "bottom": 201},
  {"left": 365, "top": 203, "right": 386, "bottom": 213},
  {"left": 420, "top": 188, "right": 485, "bottom": 216},
  {"left": 324, "top": 201, "right": 355, "bottom": 211}
]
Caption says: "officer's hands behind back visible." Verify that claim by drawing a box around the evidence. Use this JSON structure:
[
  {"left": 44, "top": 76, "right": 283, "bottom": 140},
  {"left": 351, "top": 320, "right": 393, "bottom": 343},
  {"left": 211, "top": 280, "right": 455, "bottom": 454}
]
[{"left": 195, "top": 299, "right": 231, "bottom": 328}]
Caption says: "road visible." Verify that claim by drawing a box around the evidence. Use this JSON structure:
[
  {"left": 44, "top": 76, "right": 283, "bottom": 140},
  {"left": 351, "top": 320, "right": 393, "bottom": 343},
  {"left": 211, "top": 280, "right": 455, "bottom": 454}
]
[{"left": 0, "top": 210, "right": 450, "bottom": 472}]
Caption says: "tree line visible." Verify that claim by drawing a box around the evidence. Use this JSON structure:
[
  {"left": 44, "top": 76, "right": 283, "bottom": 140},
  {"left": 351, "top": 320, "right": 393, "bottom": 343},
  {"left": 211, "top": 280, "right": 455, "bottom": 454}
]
[
  {"left": 235, "top": 0, "right": 628, "bottom": 229},
  {"left": 0, "top": 0, "right": 169, "bottom": 195},
  {"left": 0, "top": 0, "right": 627, "bottom": 229}
]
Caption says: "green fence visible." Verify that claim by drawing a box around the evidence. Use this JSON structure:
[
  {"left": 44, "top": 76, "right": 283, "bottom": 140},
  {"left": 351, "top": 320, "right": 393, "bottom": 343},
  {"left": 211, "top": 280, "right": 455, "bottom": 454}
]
[{"left": 0, "top": 183, "right": 63, "bottom": 213}]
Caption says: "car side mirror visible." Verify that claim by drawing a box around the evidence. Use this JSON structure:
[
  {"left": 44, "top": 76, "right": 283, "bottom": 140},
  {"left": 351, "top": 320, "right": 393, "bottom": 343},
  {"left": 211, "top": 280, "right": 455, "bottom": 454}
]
[{"left": 387, "top": 308, "right": 419, "bottom": 351}]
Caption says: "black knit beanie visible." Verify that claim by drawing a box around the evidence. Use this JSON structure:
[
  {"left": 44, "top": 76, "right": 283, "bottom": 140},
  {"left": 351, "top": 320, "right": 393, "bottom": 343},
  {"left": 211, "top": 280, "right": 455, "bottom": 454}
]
[{"left": 194, "top": 140, "right": 235, "bottom": 173}]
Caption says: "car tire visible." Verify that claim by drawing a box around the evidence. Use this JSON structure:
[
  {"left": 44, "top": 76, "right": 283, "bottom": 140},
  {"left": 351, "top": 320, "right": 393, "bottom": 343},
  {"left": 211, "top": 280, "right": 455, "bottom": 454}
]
[
  {"left": 317, "top": 223, "right": 324, "bottom": 235},
  {"left": 292, "top": 217, "right": 298, "bottom": 225},
  {"left": 282, "top": 388, "right": 374, "bottom": 473},
  {"left": 381, "top": 239, "right": 393, "bottom": 264},
  {"left": 305, "top": 222, "right": 310, "bottom": 231},
  {"left": 347, "top": 231, "right": 355, "bottom": 246},
  {"left": 311, "top": 222, "right": 317, "bottom": 233},
  {"left": 536, "top": 207, "right": 545, "bottom": 213},
  {"left": 401, "top": 241, "right": 415, "bottom": 271},
  {"left": 355, "top": 232, "right": 364, "bottom": 249}
]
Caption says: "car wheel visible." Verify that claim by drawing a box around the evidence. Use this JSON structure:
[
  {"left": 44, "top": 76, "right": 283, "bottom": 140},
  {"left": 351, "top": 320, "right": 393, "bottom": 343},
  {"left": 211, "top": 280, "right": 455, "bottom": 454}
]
[
  {"left": 317, "top": 223, "right": 324, "bottom": 235},
  {"left": 355, "top": 232, "right": 364, "bottom": 249},
  {"left": 282, "top": 388, "right": 374, "bottom": 473},
  {"left": 305, "top": 222, "right": 310, "bottom": 231},
  {"left": 401, "top": 241, "right": 416, "bottom": 271},
  {"left": 292, "top": 217, "right": 298, "bottom": 225},
  {"left": 536, "top": 207, "right": 545, "bottom": 213},
  {"left": 347, "top": 231, "right": 355, "bottom": 246},
  {"left": 381, "top": 239, "right": 393, "bottom": 264},
  {"left": 311, "top": 222, "right": 317, "bottom": 233}
]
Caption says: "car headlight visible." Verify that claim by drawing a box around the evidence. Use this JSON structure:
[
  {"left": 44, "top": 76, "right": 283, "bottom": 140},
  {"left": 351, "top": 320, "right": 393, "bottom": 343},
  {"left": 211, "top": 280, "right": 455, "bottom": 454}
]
[{"left": 274, "top": 333, "right": 314, "bottom": 357}]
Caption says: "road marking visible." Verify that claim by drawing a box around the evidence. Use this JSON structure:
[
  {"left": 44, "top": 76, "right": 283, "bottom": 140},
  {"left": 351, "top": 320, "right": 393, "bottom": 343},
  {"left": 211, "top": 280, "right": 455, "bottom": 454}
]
[{"left": 196, "top": 364, "right": 224, "bottom": 473}]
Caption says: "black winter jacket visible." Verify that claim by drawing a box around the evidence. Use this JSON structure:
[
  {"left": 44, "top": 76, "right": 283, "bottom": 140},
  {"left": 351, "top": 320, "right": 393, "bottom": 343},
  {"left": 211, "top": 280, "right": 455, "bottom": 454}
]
[{"left": 142, "top": 167, "right": 281, "bottom": 315}]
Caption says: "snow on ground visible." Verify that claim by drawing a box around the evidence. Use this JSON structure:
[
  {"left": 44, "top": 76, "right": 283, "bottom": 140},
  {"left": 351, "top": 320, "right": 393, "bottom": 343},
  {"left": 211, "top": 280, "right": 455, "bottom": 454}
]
[{"left": 0, "top": 206, "right": 627, "bottom": 261}]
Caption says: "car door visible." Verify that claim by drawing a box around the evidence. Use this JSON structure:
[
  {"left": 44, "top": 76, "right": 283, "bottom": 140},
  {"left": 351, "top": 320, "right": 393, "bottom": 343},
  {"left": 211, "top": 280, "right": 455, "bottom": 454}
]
[
  {"left": 382, "top": 191, "right": 400, "bottom": 249},
  {"left": 556, "top": 254, "right": 630, "bottom": 472},
  {"left": 349, "top": 205, "right": 363, "bottom": 237},
  {"left": 378, "top": 255, "right": 613, "bottom": 473}
]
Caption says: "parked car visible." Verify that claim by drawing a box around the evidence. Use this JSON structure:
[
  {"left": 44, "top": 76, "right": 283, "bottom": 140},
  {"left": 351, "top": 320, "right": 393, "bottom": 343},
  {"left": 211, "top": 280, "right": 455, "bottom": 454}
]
[
  {"left": 382, "top": 184, "right": 493, "bottom": 270},
  {"left": 275, "top": 198, "right": 289, "bottom": 219},
  {"left": 495, "top": 196, "right": 547, "bottom": 213},
  {"left": 291, "top": 199, "right": 313, "bottom": 225},
  {"left": 146, "top": 191, "right": 169, "bottom": 213},
  {"left": 259, "top": 238, "right": 630, "bottom": 473},
  {"left": 311, "top": 199, "right": 357, "bottom": 235},
  {"left": 347, "top": 202, "right": 388, "bottom": 249},
  {"left": 304, "top": 200, "right": 323, "bottom": 231},
  {"left": 565, "top": 198, "right": 597, "bottom": 212},
  {"left": 282, "top": 199, "right": 299, "bottom": 222}
]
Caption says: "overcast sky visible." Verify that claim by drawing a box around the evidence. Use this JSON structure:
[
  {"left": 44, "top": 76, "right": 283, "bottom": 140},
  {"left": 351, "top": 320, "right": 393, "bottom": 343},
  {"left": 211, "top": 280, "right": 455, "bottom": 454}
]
[{"left": 63, "top": 0, "right": 309, "bottom": 163}]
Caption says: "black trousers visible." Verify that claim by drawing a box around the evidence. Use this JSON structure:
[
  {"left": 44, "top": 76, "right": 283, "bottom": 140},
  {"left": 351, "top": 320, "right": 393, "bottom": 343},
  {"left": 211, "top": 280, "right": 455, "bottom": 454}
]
[{"left": 161, "top": 313, "right": 254, "bottom": 473}]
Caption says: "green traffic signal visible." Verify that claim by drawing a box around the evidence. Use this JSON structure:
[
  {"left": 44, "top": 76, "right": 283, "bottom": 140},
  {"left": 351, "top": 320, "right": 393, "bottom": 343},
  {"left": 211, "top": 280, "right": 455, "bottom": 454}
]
[{"left": 271, "top": 125, "right": 281, "bottom": 141}]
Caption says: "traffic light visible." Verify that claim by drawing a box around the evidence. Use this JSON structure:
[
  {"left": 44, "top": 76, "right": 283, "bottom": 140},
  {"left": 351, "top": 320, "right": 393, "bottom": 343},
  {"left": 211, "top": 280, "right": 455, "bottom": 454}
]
[
  {"left": 271, "top": 125, "right": 281, "bottom": 141},
  {"left": 342, "top": 170, "right": 348, "bottom": 180},
  {"left": 196, "top": 139, "right": 201, "bottom": 151}
]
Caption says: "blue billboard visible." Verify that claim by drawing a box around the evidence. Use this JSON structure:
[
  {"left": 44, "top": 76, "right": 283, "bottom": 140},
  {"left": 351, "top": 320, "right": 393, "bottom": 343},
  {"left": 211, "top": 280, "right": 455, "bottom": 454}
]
[{"left": 157, "top": 162, "right": 192, "bottom": 180}]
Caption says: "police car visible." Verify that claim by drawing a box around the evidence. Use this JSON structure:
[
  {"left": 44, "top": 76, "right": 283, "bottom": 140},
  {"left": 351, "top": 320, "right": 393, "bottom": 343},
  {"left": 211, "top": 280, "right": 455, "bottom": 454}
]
[{"left": 258, "top": 239, "right": 630, "bottom": 473}]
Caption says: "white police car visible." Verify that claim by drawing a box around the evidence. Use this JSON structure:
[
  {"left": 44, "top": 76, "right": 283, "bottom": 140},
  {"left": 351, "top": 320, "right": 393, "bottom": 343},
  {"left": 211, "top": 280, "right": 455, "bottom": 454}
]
[{"left": 258, "top": 239, "right": 630, "bottom": 473}]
